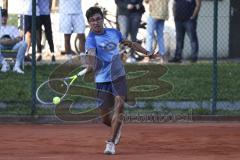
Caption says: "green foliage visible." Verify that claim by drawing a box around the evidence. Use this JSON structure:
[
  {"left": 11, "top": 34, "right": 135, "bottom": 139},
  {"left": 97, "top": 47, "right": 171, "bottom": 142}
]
[
  {"left": 1, "top": 63, "right": 240, "bottom": 101},
  {"left": 0, "top": 63, "right": 240, "bottom": 115},
  {"left": 8, "top": 14, "right": 18, "bottom": 27},
  {"left": 161, "top": 63, "right": 212, "bottom": 100}
]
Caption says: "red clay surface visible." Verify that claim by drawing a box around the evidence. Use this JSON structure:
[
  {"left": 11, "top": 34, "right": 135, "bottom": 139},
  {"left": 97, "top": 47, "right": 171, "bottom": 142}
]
[{"left": 0, "top": 123, "right": 240, "bottom": 160}]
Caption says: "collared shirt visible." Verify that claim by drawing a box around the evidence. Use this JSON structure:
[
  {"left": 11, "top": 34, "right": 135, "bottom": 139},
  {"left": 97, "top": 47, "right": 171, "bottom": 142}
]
[
  {"left": 115, "top": 0, "right": 145, "bottom": 15},
  {"left": 38, "top": 0, "right": 51, "bottom": 15},
  {"left": 85, "top": 28, "right": 125, "bottom": 83},
  {"left": 22, "top": 0, "right": 40, "bottom": 16},
  {"left": 174, "top": 0, "right": 196, "bottom": 20},
  {"left": 59, "top": 0, "right": 83, "bottom": 14},
  {"left": 0, "top": 25, "right": 20, "bottom": 39}
]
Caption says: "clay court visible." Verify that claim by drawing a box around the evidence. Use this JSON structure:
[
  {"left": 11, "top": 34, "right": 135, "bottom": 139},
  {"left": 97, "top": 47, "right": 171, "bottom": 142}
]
[{"left": 0, "top": 123, "right": 240, "bottom": 160}]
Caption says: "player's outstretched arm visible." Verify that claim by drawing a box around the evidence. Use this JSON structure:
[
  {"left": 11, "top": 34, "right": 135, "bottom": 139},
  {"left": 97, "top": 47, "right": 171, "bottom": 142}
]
[{"left": 121, "top": 40, "right": 154, "bottom": 57}]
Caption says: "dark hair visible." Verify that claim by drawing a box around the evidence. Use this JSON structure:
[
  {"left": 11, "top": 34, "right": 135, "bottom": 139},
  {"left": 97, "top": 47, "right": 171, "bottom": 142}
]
[
  {"left": 1, "top": 9, "right": 8, "bottom": 17},
  {"left": 86, "top": 7, "right": 103, "bottom": 21}
]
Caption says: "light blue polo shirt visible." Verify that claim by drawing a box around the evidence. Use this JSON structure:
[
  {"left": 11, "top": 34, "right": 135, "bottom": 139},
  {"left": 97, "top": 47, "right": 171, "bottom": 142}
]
[{"left": 85, "top": 28, "right": 125, "bottom": 83}]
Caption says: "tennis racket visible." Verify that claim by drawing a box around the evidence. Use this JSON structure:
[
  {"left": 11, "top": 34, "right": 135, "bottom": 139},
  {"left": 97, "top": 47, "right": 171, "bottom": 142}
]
[{"left": 36, "top": 68, "right": 88, "bottom": 105}]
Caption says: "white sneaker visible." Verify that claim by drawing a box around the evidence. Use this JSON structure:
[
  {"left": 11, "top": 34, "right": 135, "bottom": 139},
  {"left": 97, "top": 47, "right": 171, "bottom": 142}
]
[
  {"left": 13, "top": 67, "right": 24, "bottom": 74},
  {"left": 104, "top": 141, "right": 116, "bottom": 155},
  {"left": 1, "top": 63, "right": 10, "bottom": 72},
  {"left": 126, "top": 56, "right": 136, "bottom": 63},
  {"left": 159, "top": 57, "right": 164, "bottom": 64},
  {"left": 114, "top": 122, "right": 123, "bottom": 145}
]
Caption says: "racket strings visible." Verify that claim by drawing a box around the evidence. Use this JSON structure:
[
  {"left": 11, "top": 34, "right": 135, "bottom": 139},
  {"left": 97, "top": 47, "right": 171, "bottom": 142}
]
[{"left": 36, "top": 79, "right": 69, "bottom": 105}]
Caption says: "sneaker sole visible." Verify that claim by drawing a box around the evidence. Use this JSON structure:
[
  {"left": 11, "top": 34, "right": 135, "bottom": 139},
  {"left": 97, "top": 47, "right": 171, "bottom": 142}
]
[{"left": 104, "top": 151, "right": 115, "bottom": 155}]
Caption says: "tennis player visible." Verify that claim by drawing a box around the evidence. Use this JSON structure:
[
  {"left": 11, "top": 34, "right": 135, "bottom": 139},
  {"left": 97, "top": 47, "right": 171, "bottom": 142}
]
[{"left": 84, "top": 7, "right": 154, "bottom": 155}]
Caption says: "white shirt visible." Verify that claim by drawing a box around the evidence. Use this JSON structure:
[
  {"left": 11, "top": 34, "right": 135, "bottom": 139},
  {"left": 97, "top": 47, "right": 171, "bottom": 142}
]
[
  {"left": 22, "top": 0, "right": 40, "bottom": 16},
  {"left": 59, "top": 0, "right": 83, "bottom": 14},
  {"left": 0, "top": 25, "right": 20, "bottom": 39},
  {"left": 39, "top": 0, "right": 51, "bottom": 15}
]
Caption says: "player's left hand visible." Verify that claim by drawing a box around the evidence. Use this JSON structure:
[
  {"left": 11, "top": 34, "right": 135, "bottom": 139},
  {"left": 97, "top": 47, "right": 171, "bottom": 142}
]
[
  {"left": 148, "top": 51, "right": 158, "bottom": 57},
  {"left": 121, "top": 40, "right": 132, "bottom": 47}
]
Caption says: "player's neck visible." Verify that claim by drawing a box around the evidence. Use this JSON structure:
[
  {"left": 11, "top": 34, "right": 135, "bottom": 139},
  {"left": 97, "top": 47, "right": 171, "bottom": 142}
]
[{"left": 92, "top": 28, "right": 105, "bottom": 35}]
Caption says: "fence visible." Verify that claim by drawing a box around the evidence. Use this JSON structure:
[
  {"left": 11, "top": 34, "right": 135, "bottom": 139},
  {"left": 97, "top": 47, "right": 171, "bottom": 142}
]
[{"left": 0, "top": 0, "right": 240, "bottom": 121}]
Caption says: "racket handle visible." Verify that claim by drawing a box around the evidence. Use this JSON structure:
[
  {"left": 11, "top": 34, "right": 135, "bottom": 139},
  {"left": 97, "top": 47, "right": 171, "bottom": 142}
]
[{"left": 77, "top": 68, "right": 88, "bottom": 77}]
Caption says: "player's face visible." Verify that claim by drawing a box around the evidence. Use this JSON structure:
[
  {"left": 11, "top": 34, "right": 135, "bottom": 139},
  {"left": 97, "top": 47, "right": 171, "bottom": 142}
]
[
  {"left": 1, "top": 16, "right": 8, "bottom": 25},
  {"left": 88, "top": 13, "right": 104, "bottom": 34}
]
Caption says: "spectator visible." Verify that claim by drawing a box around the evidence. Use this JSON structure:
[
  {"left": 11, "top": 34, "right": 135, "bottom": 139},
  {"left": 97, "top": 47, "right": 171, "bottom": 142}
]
[
  {"left": 22, "top": 0, "right": 41, "bottom": 61},
  {"left": 143, "top": 0, "right": 169, "bottom": 64},
  {"left": 169, "top": 0, "right": 201, "bottom": 63},
  {"left": 36, "top": 0, "right": 56, "bottom": 62},
  {"left": 115, "top": 0, "right": 145, "bottom": 63},
  {"left": 0, "top": 9, "right": 27, "bottom": 74},
  {"left": 59, "top": 0, "right": 86, "bottom": 61}
]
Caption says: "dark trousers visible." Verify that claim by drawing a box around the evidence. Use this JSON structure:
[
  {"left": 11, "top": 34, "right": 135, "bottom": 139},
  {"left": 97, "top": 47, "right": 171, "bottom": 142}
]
[
  {"left": 118, "top": 13, "right": 142, "bottom": 57},
  {"left": 24, "top": 15, "right": 40, "bottom": 33},
  {"left": 37, "top": 15, "right": 54, "bottom": 53},
  {"left": 174, "top": 18, "right": 199, "bottom": 60}
]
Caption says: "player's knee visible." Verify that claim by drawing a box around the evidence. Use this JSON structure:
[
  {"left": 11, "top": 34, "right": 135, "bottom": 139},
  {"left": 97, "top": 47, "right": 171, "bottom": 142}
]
[
  {"left": 114, "top": 105, "right": 124, "bottom": 114},
  {"left": 115, "top": 96, "right": 124, "bottom": 104}
]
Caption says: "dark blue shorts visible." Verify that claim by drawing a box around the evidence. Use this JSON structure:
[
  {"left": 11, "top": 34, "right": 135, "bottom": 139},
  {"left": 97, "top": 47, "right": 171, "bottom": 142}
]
[{"left": 96, "top": 76, "right": 127, "bottom": 108}]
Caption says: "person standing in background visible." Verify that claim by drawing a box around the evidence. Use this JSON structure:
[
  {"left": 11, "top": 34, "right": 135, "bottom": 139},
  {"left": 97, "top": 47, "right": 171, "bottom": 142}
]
[
  {"left": 143, "top": 0, "right": 169, "bottom": 64},
  {"left": 59, "top": 0, "right": 86, "bottom": 62},
  {"left": 36, "top": 0, "right": 56, "bottom": 62},
  {"left": 22, "top": 0, "right": 40, "bottom": 61},
  {"left": 115, "top": 0, "right": 145, "bottom": 63},
  {"left": 169, "top": 0, "right": 201, "bottom": 63}
]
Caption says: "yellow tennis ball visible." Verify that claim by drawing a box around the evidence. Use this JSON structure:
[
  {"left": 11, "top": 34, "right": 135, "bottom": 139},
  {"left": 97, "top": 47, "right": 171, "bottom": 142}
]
[{"left": 53, "top": 96, "right": 61, "bottom": 105}]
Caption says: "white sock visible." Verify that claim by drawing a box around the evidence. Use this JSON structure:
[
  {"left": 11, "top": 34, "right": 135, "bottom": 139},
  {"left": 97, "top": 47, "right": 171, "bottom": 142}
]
[{"left": 67, "top": 54, "right": 72, "bottom": 60}]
